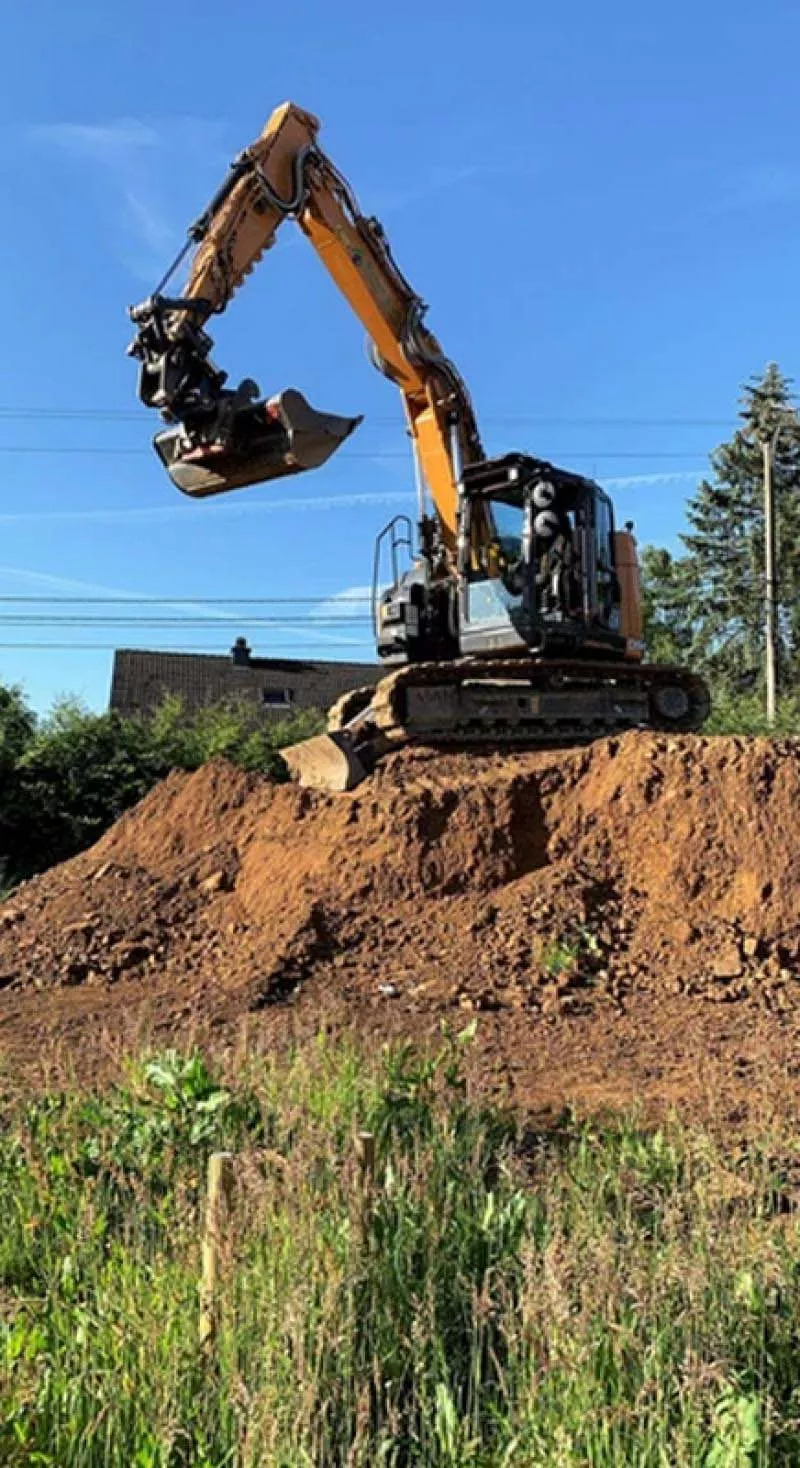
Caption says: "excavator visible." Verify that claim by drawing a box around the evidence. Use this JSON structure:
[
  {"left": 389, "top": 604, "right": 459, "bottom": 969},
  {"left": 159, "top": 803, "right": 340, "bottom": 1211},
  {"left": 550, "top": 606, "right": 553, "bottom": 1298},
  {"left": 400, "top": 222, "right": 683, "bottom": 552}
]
[{"left": 128, "top": 102, "right": 709, "bottom": 790}]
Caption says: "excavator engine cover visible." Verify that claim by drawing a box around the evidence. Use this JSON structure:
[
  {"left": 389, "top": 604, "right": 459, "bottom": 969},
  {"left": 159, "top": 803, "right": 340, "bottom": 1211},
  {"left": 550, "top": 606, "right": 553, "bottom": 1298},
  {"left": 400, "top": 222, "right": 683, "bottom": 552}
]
[{"left": 154, "top": 389, "right": 363, "bottom": 497}]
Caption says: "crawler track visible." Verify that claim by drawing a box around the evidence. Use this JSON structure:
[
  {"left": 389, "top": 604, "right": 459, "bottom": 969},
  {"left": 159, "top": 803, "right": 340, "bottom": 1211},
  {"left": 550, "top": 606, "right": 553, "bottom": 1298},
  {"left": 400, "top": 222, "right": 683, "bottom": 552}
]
[{"left": 362, "top": 657, "right": 711, "bottom": 747}]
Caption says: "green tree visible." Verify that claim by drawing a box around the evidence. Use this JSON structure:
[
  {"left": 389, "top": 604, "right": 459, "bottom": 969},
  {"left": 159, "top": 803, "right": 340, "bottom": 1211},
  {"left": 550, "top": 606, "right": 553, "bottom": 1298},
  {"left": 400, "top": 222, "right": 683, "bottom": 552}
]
[
  {"left": 640, "top": 546, "right": 699, "bottom": 666},
  {"left": 0, "top": 687, "right": 325, "bottom": 885},
  {"left": 642, "top": 363, "right": 800, "bottom": 695},
  {"left": 0, "top": 683, "right": 36, "bottom": 771},
  {"left": 0, "top": 685, "right": 38, "bottom": 888},
  {"left": 10, "top": 699, "right": 174, "bottom": 875}
]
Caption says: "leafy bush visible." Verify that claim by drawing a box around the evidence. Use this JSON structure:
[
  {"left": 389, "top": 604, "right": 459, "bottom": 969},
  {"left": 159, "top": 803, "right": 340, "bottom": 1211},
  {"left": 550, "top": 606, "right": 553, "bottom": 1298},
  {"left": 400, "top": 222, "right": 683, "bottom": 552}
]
[
  {"left": 704, "top": 690, "right": 800, "bottom": 735},
  {"left": 0, "top": 685, "right": 325, "bottom": 884},
  {"left": 0, "top": 685, "right": 39, "bottom": 889},
  {"left": 0, "top": 683, "right": 36, "bottom": 770}
]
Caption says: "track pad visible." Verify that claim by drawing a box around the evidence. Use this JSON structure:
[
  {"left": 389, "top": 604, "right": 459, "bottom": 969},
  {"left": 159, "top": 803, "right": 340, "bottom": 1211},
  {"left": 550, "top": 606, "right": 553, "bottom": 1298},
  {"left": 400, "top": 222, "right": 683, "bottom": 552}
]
[{"left": 155, "top": 389, "right": 363, "bottom": 497}]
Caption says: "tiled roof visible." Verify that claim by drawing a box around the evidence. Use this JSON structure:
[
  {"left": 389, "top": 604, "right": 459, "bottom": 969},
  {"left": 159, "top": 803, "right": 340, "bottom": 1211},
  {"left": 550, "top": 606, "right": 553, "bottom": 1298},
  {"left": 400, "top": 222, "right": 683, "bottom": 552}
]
[{"left": 109, "top": 648, "right": 382, "bottom": 718}]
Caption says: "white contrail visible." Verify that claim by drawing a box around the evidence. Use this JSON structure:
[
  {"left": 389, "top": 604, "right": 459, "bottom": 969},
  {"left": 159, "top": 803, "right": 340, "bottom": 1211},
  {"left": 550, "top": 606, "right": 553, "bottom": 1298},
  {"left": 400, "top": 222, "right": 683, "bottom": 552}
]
[
  {"left": 0, "top": 565, "right": 253, "bottom": 625},
  {"left": 599, "top": 469, "right": 704, "bottom": 489},
  {"left": 0, "top": 566, "right": 373, "bottom": 650},
  {"left": 0, "top": 489, "right": 414, "bottom": 526},
  {"left": 0, "top": 565, "right": 177, "bottom": 597},
  {"left": 0, "top": 471, "right": 704, "bottom": 527},
  {"left": 28, "top": 116, "right": 229, "bottom": 279}
]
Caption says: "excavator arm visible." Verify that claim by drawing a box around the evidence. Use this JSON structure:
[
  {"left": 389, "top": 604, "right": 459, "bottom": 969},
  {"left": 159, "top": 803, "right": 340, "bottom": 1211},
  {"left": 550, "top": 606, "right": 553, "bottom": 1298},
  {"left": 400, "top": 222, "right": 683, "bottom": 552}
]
[{"left": 128, "top": 102, "right": 482, "bottom": 543}]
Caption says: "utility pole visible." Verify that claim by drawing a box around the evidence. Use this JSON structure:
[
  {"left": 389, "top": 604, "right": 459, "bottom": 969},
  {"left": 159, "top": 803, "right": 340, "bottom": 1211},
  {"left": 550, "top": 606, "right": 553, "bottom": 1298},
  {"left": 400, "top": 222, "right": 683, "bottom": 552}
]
[{"left": 761, "top": 430, "right": 780, "bottom": 725}]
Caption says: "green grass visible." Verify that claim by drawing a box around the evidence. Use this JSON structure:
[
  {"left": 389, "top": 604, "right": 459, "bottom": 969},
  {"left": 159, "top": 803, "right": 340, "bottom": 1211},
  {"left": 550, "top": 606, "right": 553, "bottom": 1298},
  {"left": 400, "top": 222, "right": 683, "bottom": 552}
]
[{"left": 2, "top": 1035, "right": 800, "bottom": 1466}]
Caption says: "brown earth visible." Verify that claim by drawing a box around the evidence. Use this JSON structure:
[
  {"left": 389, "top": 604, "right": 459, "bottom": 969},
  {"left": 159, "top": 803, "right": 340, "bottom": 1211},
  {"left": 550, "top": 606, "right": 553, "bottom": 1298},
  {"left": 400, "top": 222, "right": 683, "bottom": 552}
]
[{"left": 2, "top": 732, "right": 800, "bottom": 1127}]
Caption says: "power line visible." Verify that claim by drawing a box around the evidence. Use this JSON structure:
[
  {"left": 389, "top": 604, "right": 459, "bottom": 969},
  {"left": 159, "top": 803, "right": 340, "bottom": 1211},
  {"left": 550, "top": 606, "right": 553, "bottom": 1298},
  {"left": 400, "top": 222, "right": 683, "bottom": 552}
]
[
  {"left": 0, "top": 409, "right": 146, "bottom": 422},
  {"left": 2, "top": 598, "right": 779, "bottom": 628},
  {"left": 0, "top": 585, "right": 784, "bottom": 625},
  {"left": 0, "top": 595, "right": 372, "bottom": 604},
  {"left": 0, "top": 443, "right": 711, "bottom": 460},
  {"left": 0, "top": 642, "right": 374, "bottom": 652},
  {"left": 0, "top": 406, "right": 737, "bottom": 427},
  {"left": 0, "top": 616, "right": 372, "bottom": 626}
]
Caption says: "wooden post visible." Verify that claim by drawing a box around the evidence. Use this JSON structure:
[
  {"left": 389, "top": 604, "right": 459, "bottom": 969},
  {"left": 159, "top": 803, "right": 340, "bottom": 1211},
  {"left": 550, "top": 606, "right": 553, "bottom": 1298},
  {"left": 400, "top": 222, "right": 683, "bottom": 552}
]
[
  {"left": 199, "top": 1150, "right": 235, "bottom": 1351},
  {"left": 356, "top": 1130, "right": 376, "bottom": 1249},
  {"left": 356, "top": 1130, "right": 376, "bottom": 1186}
]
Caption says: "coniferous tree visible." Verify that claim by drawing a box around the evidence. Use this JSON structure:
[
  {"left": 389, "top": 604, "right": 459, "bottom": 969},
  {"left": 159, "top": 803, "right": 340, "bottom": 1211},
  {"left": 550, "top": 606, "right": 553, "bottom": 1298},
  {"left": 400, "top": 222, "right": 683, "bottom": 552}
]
[
  {"left": 642, "top": 364, "right": 800, "bottom": 693},
  {"left": 640, "top": 546, "right": 700, "bottom": 667}
]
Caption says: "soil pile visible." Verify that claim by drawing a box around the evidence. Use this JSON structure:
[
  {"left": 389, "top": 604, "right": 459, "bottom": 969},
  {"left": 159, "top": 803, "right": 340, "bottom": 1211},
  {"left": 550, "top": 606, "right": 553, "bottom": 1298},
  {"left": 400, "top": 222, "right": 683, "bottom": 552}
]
[{"left": 2, "top": 733, "right": 800, "bottom": 1120}]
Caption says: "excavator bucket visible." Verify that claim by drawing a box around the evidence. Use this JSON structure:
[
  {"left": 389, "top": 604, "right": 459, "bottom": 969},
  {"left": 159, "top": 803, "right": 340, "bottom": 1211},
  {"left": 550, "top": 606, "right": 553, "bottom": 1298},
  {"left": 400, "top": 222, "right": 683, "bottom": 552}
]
[
  {"left": 153, "top": 388, "right": 363, "bottom": 498},
  {"left": 281, "top": 730, "right": 370, "bottom": 793}
]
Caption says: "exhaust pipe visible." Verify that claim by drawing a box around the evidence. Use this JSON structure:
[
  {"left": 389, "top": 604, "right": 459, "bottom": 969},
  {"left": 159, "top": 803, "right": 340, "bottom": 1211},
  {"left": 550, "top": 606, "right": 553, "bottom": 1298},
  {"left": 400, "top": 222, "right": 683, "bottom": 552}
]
[{"left": 154, "top": 388, "right": 363, "bottom": 498}]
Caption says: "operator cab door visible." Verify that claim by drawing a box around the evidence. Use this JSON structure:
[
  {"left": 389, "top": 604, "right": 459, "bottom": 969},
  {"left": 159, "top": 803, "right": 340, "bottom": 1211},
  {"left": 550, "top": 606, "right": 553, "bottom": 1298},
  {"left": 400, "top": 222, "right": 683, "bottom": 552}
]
[
  {"left": 455, "top": 456, "right": 626, "bottom": 660},
  {"left": 592, "top": 489, "right": 622, "bottom": 633},
  {"left": 457, "top": 484, "right": 531, "bottom": 657}
]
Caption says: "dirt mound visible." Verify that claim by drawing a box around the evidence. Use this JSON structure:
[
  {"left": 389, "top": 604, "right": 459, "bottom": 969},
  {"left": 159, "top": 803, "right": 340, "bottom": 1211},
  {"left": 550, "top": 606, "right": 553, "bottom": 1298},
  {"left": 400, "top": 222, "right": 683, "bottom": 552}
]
[{"left": 2, "top": 733, "right": 800, "bottom": 1122}]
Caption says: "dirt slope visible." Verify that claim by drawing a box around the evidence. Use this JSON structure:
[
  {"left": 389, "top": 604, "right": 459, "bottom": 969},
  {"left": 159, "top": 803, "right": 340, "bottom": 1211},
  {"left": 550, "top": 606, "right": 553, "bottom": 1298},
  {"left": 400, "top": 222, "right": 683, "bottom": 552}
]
[{"left": 2, "top": 733, "right": 800, "bottom": 1123}]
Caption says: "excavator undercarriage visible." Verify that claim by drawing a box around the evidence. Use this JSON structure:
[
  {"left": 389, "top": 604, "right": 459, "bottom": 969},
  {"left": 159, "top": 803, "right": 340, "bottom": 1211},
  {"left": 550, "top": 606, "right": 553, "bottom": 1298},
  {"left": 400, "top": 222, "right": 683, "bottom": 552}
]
[{"left": 282, "top": 657, "right": 712, "bottom": 792}]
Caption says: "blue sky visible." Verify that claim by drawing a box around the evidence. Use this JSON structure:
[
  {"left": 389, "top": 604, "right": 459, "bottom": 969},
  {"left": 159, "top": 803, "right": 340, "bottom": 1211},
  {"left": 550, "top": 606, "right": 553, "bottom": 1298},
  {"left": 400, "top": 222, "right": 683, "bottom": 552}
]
[{"left": 1, "top": 0, "right": 799, "bottom": 712}]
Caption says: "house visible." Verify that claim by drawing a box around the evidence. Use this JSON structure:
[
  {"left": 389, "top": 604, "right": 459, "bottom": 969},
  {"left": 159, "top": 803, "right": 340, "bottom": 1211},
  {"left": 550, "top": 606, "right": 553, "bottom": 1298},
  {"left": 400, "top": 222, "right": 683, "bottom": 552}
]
[{"left": 109, "top": 639, "right": 382, "bottom": 719}]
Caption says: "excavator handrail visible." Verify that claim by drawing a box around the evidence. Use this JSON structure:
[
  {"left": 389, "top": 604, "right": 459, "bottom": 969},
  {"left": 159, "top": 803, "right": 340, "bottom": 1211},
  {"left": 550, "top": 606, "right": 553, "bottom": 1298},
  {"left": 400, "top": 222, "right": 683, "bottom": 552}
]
[{"left": 372, "top": 514, "right": 414, "bottom": 638}]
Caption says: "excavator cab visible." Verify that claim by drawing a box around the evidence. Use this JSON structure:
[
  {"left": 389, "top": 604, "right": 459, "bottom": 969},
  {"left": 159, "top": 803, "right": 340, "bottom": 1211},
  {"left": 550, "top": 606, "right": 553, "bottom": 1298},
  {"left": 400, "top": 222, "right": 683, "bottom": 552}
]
[
  {"left": 456, "top": 454, "right": 628, "bottom": 661},
  {"left": 374, "top": 453, "right": 630, "bottom": 668}
]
